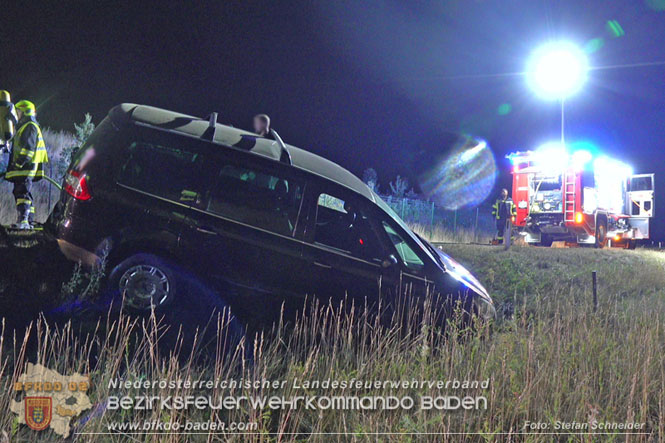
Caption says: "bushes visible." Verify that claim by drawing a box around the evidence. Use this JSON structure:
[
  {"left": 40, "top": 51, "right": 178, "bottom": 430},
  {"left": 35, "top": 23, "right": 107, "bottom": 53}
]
[{"left": 43, "top": 128, "right": 79, "bottom": 183}]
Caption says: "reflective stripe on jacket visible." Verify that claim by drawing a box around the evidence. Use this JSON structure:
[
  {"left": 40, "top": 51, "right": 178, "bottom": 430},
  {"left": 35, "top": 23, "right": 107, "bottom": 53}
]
[
  {"left": 492, "top": 198, "right": 517, "bottom": 220},
  {"left": 5, "top": 119, "right": 48, "bottom": 181}
]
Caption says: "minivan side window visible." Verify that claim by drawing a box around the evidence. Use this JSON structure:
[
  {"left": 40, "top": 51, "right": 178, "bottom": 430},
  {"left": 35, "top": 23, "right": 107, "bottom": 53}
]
[
  {"left": 117, "top": 141, "right": 206, "bottom": 204},
  {"left": 381, "top": 222, "right": 425, "bottom": 272},
  {"left": 315, "top": 193, "right": 385, "bottom": 262},
  {"left": 206, "top": 162, "right": 303, "bottom": 236}
]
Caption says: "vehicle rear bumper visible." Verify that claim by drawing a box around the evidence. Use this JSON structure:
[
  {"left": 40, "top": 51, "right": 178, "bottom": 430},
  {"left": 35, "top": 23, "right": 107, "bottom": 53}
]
[{"left": 50, "top": 201, "right": 106, "bottom": 268}]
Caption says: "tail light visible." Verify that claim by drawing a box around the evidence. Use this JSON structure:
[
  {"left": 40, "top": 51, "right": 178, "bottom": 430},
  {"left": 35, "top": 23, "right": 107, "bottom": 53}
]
[
  {"left": 64, "top": 170, "right": 91, "bottom": 200},
  {"left": 575, "top": 212, "right": 583, "bottom": 223}
]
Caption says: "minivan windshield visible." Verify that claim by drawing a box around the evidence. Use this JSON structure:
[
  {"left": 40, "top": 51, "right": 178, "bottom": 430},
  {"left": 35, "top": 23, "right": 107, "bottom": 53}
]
[
  {"left": 414, "top": 232, "right": 444, "bottom": 268},
  {"left": 371, "top": 190, "right": 438, "bottom": 266}
]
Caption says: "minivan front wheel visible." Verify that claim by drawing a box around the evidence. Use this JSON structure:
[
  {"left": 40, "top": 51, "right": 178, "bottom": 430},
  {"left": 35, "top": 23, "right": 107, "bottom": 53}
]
[{"left": 109, "top": 254, "right": 177, "bottom": 312}]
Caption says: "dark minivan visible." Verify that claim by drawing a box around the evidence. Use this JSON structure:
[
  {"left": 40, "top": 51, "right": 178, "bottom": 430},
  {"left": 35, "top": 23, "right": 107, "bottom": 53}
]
[{"left": 48, "top": 104, "right": 495, "bottom": 326}]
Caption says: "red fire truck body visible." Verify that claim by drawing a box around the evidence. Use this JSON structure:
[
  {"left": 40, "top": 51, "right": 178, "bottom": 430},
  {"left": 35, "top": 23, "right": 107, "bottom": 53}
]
[{"left": 509, "top": 150, "right": 654, "bottom": 248}]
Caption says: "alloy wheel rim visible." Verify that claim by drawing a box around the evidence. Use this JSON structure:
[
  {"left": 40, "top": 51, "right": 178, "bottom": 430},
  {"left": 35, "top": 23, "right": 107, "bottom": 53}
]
[{"left": 119, "top": 265, "right": 170, "bottom": 310}]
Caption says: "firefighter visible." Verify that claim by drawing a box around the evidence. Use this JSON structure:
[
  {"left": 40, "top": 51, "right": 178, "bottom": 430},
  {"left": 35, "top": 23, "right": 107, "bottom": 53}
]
[
  {"left": 4, "top": 100, "right": 49, "bottom": 229},
  {"left": 253, "top": 114, "right": 272, "bottom": 138},
  {"left": 0, "top": 90, "right": 18, "bottom": 150},
  {"left": 492, "top": 188, "right": 516, "bottom": 244}
]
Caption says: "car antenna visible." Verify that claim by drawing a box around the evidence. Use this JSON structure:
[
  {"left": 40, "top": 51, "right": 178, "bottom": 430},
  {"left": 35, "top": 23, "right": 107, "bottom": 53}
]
[
  {"left": 201, "top": 112, "right": 218, "bottom": 141},
  {"left": 269, "top": 129, "right": 292, "bottom": 165}
]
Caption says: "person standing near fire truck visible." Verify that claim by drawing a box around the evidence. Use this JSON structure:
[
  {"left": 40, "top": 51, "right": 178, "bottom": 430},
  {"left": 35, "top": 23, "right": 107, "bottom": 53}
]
[{"left": 492, "top": 188, "right": 516, "bottom": 244}]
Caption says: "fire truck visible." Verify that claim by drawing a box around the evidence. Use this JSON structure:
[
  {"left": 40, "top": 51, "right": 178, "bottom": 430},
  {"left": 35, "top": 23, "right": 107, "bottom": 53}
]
[{"left": 508, "top": 147, "right": 654, "bottom": 248}]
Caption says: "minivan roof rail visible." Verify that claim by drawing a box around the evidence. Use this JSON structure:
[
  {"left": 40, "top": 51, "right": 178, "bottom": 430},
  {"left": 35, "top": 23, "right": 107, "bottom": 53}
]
[
  {"left": 269, "top": 129, "right": 292, "bottom": 165},
  {"left": 201, "top": 112, "right": 218, "bottom": 141},
  {"left": 199, "top": 113, "right": 291, "bottom": 165},
  {"left": 115, "top": 104, "right": 374, "bottom": 201}
]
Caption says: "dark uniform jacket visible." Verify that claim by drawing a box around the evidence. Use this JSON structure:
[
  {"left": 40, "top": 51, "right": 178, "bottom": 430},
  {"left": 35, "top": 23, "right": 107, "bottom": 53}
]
[{"left": 492, "top": 197, "right": 517, "bottom": 220}]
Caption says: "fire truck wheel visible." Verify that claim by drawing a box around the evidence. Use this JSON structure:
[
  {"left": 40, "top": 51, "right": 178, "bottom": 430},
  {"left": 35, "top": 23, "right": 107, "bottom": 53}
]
[
  {"left": 595, "top": 221, "right": 608, "bottom": 249},
  {"left": 540, "top": 234, "right": 553, "bottom": 247},
  {"left": 627, "top": 240, "right": 636, "bottom": 250}
]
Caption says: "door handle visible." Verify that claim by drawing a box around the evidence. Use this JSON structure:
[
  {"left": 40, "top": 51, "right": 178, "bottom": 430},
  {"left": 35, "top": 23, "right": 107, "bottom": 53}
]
[
  {"left": 196, "top": 226, "right": 218, "bottom": 235},
  {"left": 313, "top": 261, "right": 332, "bottom": 269}
]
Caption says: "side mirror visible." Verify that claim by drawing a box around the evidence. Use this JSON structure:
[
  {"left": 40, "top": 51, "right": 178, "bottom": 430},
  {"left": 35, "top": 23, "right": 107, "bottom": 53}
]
[{"left": 382, "top": 254, "right": 399, "bottom": 269}]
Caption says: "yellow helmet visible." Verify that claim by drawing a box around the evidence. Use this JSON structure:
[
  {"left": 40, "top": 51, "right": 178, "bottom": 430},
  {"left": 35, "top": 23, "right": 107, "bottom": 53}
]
[
  {"left": 15, "top": 100, "right": 36, "bottom": 116},
  {"left": 0, "top": 90, "right": 10, "bottom": 102}
]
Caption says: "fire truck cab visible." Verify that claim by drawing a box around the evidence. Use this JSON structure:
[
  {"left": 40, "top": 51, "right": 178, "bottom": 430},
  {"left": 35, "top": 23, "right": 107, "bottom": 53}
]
[{"left": 509, "top": 147, "right": 654, "bottom": 248}]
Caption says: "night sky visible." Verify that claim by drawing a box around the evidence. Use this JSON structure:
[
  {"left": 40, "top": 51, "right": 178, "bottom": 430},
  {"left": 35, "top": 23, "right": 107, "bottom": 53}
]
[{"left": 3, "top": 1, "right": 665, "bottom": 233}]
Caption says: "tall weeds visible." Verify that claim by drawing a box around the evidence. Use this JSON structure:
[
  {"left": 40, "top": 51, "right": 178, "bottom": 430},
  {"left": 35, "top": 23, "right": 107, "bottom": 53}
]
[{"left": 2, "top": 245, "right": 664, "bottom": 441}]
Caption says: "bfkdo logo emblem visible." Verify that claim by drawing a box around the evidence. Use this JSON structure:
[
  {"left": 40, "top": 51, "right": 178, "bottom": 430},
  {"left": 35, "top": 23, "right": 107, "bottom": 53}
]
[{"left": 24, "top": 397, "right": 52, "bottom": 431}]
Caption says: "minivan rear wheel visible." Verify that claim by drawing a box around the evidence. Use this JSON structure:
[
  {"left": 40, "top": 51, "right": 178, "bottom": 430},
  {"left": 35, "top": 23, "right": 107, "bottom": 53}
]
[{"left": 108, "top": 254, "right": 177, "bottom": 312}]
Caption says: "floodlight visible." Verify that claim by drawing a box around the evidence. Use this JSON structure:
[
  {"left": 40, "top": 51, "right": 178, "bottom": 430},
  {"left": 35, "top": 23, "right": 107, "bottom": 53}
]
[{"left": 526, "top": 41, "right": 589, "bottom": 100}]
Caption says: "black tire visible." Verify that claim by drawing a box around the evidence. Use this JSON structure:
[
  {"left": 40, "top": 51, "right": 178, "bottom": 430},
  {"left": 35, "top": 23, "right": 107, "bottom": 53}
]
[
  {"left": 107, "top": 253, "right": 177, "bottom": 313},
  {"left": 595, "top": 221, "right": 607, "bottom": 249},
  {"left": 540, "top": 234, "right": 553, "bottom": 247},
  {"left": 627, "top": 240, "right": 637, "bottom": 250}
]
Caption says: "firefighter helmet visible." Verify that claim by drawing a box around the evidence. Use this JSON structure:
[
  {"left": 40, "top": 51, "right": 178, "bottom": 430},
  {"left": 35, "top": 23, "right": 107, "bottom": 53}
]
[
  {"left": 0, "top": 91, "right": 16, "bottom": 142},
  {"left": 15, "top": 100, "right": 36, "bottom": 116}
]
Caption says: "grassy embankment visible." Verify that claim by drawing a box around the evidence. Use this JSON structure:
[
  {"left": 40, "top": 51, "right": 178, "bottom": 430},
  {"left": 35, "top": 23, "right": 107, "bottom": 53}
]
[
  {"left": 1, "top": 244, "right": 664, "bottom": 441},
  {"left": 410, "top": 222, "right": 493, "bottom": 244}
]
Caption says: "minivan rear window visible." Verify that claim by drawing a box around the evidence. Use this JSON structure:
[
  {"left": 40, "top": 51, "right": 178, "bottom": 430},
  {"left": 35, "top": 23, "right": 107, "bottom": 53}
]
[
  {"left": 69, "top": 117, "right": 119, "bottom": 173},
  {"left": 206, "top": 163, "right": 304, "bottom": 236},
  {"left": 117, "top": 141, "right": 206, "bottom": 204}
]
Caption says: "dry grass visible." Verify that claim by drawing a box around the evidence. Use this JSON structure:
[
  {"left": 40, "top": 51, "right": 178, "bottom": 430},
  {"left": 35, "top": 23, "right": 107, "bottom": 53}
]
[
  {"left": 409, "top": 221, "right": 494, "bottom": 244},
  {"left": 2, "top": 245, "right": 665, "bottom": 441}
]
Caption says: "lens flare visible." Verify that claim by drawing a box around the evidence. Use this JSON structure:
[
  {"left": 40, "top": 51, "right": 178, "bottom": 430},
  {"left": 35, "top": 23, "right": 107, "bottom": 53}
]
[
  {"left": 497, "top": 103, "right": 512, "bottom": 115},
  {"left": 606, "top": 20, "right": 625, "bottom": 38},
  {"left": 646, "top": 0, "right": 665, "bottom": 10},
  {"left": 419, "top": 137, "right": 497, "bottom": 210},
  {"left": 584, "top": 38, "right": 604, "bottom": 54}
]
